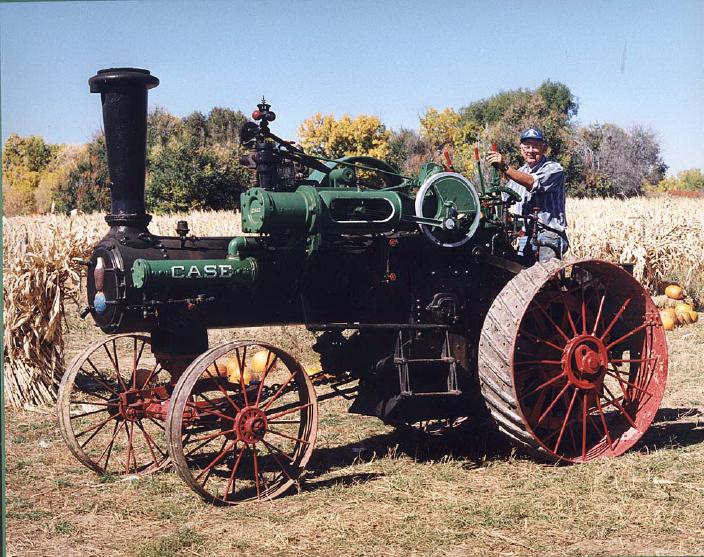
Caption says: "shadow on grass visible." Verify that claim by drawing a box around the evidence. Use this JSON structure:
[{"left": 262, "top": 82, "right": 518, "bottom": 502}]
[
  {"left": 634, "top": 406, "right": 704, "bottom": 452},
  {"left": 308, "top": 416, "right": 513, "bottom": 478}
]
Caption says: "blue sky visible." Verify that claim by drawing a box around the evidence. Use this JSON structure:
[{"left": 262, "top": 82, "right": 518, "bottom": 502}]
[{"left": 1, "top": 0, "right": 702, "bottom": 174}]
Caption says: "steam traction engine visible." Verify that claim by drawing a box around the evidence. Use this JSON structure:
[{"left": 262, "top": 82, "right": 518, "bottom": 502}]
[{"left": 58, "top": 68, "right": 668, "bottom": 504}]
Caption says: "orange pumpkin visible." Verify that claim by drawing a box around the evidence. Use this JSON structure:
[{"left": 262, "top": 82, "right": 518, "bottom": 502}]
[{"left": 665, "top": 284, "right": 684, "bottom": 300}]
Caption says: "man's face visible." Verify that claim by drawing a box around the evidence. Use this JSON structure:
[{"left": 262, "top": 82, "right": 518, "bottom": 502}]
[{"left": 520, "top": 139, "right": 547, "bottom": 166}]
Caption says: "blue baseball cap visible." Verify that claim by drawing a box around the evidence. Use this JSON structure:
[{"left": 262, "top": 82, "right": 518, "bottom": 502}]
[{"left": 520, "top": 127, "right": 545, "bottom": 143}]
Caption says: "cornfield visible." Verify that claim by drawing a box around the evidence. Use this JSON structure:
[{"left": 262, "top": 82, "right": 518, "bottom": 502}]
[{"left": 3, "top": 198, "right": 703, "bottom": 407}]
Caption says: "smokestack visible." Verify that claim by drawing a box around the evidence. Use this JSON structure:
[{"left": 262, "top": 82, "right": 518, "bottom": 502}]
[{"left": 89, "top": 68, "right": 159, "bottom": 229}]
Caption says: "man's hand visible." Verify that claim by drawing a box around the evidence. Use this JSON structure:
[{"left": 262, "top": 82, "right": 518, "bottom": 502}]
[{"left": 485, "top": 151, "right": 506, "bottom": 167}]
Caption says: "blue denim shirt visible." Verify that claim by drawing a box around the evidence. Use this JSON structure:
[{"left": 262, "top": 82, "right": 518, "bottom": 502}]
[{"left": 503, "top": 157, "right": 567, "bottom": 236}]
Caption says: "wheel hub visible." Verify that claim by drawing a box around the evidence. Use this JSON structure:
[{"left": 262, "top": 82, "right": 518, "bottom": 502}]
[
  {"left": 562, "top": 334, "right": 608, "bottom": 390},
  {"left": 111, "top": 391, "right": 147, "bottom": 422},
  {"left": 234, "top": 406, "right": 268, "bottom": 444}
]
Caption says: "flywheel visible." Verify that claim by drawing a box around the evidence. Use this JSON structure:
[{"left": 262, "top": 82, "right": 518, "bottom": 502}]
[{"left": 478, "top": 259, "right": 667, "bottom": 462}]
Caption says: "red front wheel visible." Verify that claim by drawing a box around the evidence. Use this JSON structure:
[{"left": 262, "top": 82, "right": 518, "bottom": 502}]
[{"left": 166, "top": 340, "right": 318, "bottom": 504}]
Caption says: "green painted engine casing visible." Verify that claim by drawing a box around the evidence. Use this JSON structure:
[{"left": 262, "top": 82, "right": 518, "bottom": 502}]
[{"left": 241, "top": 185, "right": 407, "bottom": 235}]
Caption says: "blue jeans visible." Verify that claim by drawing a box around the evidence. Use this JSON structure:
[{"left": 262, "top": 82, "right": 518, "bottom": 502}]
[{"left": 518, "top": 230, "right": 566, "bottom": 263}]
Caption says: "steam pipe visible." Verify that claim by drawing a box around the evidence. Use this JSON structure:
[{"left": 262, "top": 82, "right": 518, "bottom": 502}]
[{"left": 89, "top": 68, "right": 159, "bottom": 229}]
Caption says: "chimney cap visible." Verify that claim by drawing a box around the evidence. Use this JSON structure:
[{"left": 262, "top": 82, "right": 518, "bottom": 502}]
[{"left": 89, "top": 68, "right": 159, "bottom": 93}]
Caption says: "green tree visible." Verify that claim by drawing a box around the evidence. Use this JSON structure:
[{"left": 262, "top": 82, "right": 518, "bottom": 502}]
[
  {"left": 2, "top": 134, "right": 59, "bottom": 215},
  {"left": 457, "top": 81, "right": 580, "bottom": 189},
  {"left": 145, "top": 107, "right": 251, "bottom": 212},
  {"left": 652, "top": 168, "right": 704, "bottom": 193},
  {"left": 53, "top": 134, "right": 111, "bottom": 213}
]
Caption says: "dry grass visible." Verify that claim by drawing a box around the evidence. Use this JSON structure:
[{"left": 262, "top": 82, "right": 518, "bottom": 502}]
[
  {"left": 4, "top": 312, "right": 704, "bottom": 557},
  {"left": 567, "top": 197, "right": 704, "bottom": 305}
]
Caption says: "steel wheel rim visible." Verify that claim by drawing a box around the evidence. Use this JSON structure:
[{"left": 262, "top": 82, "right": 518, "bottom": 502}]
[
  {"left": 512, "top": 261, "right": 667, "bottom": 462},
  {"left": 166, "top": 340, "right": 318, "bottom": 505},
  {"left": 57, "top": 333, "right": 171, "bottom": 476}
]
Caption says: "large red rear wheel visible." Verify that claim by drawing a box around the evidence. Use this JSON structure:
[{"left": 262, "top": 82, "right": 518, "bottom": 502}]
[{"left": 478, "top": 259, "right": 667, "bottom": 462}]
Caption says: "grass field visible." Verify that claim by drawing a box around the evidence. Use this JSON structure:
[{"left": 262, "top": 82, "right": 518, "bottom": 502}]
[{"left": 5, "top": 311, "right": 704, "bottom": 557}]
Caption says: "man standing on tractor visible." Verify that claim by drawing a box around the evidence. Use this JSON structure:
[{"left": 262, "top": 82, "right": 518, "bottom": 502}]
[{"left": 485, "top": 127, "right": 568, "bottom": 263}]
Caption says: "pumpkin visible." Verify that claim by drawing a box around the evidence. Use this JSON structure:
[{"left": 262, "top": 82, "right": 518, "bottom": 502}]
[
  {"left": 675, "top": 302, "right": 693, "bottom": 314},
  {"left": 676, "top": 310, "right": 693, "bottom": 326},
  {"left": 251, "top": 350, "right": 276, "bottom": 375},
  {"left": 660, "top": 314, "right": 676, "bottom": 331},
  {"left": 665, "top": 284, "right": 684, "bottom": 300},
  {"left": 663, "top": 307, "right": 677, "bottom": 321},
  {"left": 690, "top": 310, "right": 699, "bottom": 323}
]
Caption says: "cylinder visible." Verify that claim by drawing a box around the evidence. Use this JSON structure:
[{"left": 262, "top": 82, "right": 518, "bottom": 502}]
[
  {"left": 131, "top": 257, "right": 258, "bottom": 292},
  {"left": 89, "top": 68, "right": 159, "bottom": 229}
]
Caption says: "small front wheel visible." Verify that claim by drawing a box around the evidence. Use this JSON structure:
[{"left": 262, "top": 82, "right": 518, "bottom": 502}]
[
  {"left": 166, "top": 340, "right": 318, "bottom": 504},
  {"left": 57, "top": 334, "right": 171, "bottom": 476}
]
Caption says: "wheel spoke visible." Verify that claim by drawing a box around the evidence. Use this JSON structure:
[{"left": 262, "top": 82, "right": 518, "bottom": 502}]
[
  {"left": 524, "top": 372, "right": 567, "bottom": 397},
  {"left": 83, "top": 360, "right": 119, "bottom": 396},
  {"left": 98, "top": 420, "right": 122, "bottom": 470},
  {"left": 186, "top": 428, "right": 233, "bottom": 445},
  {"left": 261, "top": 439, "right": 295, "bottom": 462},
  {"left": 262, "top": 373, "right": 296, "bottom": 411},
  {"left": 606, "top": 323, "right": 648, "bottom": 350},
  {"left": 223, "top": 444, "right": 246, "bottom": 502},
  {"left": 557, "top": 290, "right": 579, "bottom": 336},
  {"left": 603, "top": 384, "right": 637, "bottom": 428},
  {"left": 538, "top": 383, "right": 570, "bottom": 425},
  {"left": 554, "top": 388, "right": 578, "bottom": 453},
  {"left": 195, "top": 439, "right": 234, "bottom": 482},
  {"left": 138, "top": 362, "right": 162, "bottom": 390},
  {"left": 592, "top": 293, "right": 607, "bottom": 335},
  {"left": 69, "top": 407, "right": 110, "bottom": 419},
  {"left": 235, "top": 346, "right": 250, "bottom": 407},
  {"left": 595, "top": 394, "right": 614, "bottom": 451},
  {"left": 581, "top": 393, "right": 588, "bottom": 460},
  {"left": 515, "top": 359, "right": 563, "bottom": 366},
  {"left": 70, "top": 398, "right": 110, "bottom": 407},
  {"left": 135, "top": 420, "right": 160, "bottom": 467},
  {"left": 266, "top": 427, "right": 311, "bottom": 445},
  {"left": 103, "top": 344, "right": 127, "bottom": 392},
  {"left": 606, "top": 370, "right": 653, "bottom": 402},
  {"left": 252, "top": 445, "right": 261, "bottom": 498},
  {"left": 255, "top": 353, "right": 279, "bottom": 407},
  {"left": 518, "top": 329, "right": 565, "bottom": 352},
  {"left": 203, "top": 367, "right": 241, "bottom": 413},
  {"left": 599, "top": 297, "right": 632, "bottom": 341},
  {"left": 267, "top": 402, "right": 314, "bottom": 421},
  {"left": 534, "top": 301, "right": 571, "bottom": 343},
  {"left": 263, "top": 440, "right": 295, "bottom": 483},
  {"left": 190, "top": 394, "right": 236, "bottom": 422},
  {"left": 76, "top": 413, "right": 115, "bottom": 442}
]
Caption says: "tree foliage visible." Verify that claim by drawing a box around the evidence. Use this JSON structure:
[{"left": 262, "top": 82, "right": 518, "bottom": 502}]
[
  {"left": 297, "top": 113, "right": 391, "bottom": 160},
  {"left": 573, "top": 123, "right": 666, "bottom": 196},
  {"left": 2, "top": 134, "right": 60, "bottom": 215},
  {"left": 651, "top": 168, "right": 704, "bottom": 193},
  {"left": 146, "top": 107, "right": 251, "bottom": 212},
  {"left": 387, "top": 128, "right": 432, "bottom": 175},
  {"left": 53, "top": 134, "right": 111, "bottom": 214}
]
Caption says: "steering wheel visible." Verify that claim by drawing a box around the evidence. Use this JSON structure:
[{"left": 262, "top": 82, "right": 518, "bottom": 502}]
[{"left": 414, "top": 172, "right": 481, "bottom": 248}]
